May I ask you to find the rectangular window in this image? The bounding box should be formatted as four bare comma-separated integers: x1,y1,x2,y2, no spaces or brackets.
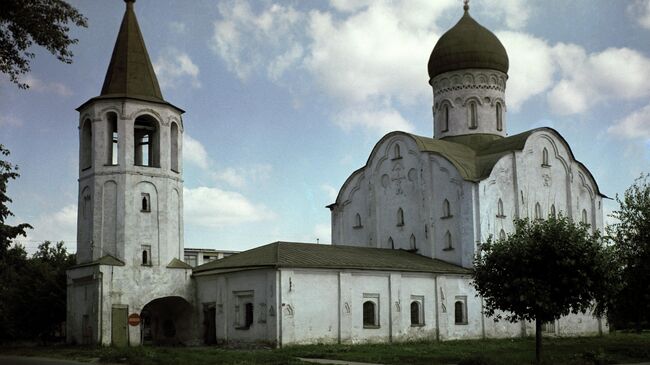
234,290,254,330
362,293,380,328
542,321,555,334
184,254,197,267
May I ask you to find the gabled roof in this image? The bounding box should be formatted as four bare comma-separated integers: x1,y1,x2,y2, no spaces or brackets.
167,258,192,269
192,241,470,275
69,254,125,269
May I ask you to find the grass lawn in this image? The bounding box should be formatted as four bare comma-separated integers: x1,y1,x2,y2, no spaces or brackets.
1,332,649,365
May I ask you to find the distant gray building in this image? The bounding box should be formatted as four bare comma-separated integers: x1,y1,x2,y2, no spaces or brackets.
67,1,606,347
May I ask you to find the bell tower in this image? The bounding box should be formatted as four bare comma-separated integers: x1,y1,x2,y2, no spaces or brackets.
75,0,185,267
68,0,194,347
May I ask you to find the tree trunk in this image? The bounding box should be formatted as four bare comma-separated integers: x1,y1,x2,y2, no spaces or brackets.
535,318,542,364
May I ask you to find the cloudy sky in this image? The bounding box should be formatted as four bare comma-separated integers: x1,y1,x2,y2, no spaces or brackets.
2,0,649,254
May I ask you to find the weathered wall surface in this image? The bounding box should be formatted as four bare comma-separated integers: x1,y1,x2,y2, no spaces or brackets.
195,269,278,344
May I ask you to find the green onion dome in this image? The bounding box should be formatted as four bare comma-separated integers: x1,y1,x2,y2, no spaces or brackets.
428,8,509,82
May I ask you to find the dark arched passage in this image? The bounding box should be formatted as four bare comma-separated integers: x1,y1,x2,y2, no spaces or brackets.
140,296,193,345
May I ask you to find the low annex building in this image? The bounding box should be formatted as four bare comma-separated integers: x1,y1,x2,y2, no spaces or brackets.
67,0,606,347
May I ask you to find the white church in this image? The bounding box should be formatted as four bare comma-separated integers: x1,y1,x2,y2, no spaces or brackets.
67,0,607,347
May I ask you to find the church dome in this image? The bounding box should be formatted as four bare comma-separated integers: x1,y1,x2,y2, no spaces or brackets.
428,7,509,81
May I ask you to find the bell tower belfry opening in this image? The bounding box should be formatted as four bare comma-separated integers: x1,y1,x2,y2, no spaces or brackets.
66,0,195,346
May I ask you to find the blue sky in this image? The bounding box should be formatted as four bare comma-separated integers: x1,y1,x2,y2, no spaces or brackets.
2,0,649,254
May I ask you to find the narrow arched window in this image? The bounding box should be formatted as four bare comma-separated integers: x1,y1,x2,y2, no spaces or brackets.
535,203,542,220
141,193,150,212
582,209,588,224
442,104,449,132
454,299,467,324
397,208,404,226
388,237,394,249
81,119,92,170
410,301,423,326
409,234,416,250
134,115,159,167
393,144,401,159
170,122,179,172
497,199,504,217
445,231,452,250
141,244,151,266
363,301,377,327
496,103,503,131
499,229,506,241
542,148,549,166
354,213,362,228
550,204,556,218
468,101,478,129
443,199,451,218
107,112,118,165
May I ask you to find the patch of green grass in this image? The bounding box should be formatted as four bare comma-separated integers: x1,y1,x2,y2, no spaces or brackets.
1,332,649,365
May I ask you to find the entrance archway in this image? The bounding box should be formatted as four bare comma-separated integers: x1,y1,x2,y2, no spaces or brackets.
140,296,193,345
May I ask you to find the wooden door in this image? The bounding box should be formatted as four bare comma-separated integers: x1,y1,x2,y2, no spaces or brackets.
111,307,128,346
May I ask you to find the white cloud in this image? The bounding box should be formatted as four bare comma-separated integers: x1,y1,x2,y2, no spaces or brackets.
313,223,331,244
184,186,276,227
479,0,531,29
496,31,555,111
335,106,415,135
0,115,23,128
23,75,72,96
153,49,201,89
548,46,650,115
628,0,650,29
212,164,273,188
607,104,650,141
320,184,338,202
16,204,78,253
183,134,211,170
169,21,187,34
211,0,304,80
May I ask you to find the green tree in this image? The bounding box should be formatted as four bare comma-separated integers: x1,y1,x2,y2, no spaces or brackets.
608,173,650,331
472,216,617,364
0,0,87,88
20,241,75,342
0,144,32,341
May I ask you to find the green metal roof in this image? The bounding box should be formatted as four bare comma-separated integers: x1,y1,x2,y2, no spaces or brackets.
77,1,183,113
409,131,534,182
192,241,469,275
428,8,509,81
100,0,163,101
330,127,606,208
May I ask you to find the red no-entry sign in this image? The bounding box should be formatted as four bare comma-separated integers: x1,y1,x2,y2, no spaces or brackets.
128,313,141,326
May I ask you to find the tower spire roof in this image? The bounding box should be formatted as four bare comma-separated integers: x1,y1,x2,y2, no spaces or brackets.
100,0,163,101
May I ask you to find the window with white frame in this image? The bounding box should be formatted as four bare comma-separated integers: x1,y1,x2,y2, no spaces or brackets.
184,254,197,267
362,293,379,328
234,290,254,330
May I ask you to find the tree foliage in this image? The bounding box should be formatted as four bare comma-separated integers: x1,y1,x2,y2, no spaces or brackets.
0,0,87,88
0,145,74,343
472,216,617,363
607,173,650,330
